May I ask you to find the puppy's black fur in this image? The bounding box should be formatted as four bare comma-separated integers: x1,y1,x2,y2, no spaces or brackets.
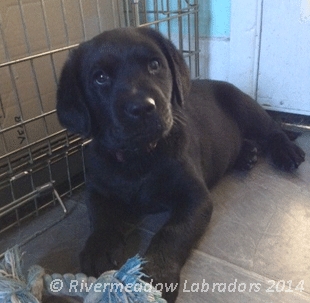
57,27,305,302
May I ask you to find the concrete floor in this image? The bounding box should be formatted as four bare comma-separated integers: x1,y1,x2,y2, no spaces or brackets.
1,132,310,302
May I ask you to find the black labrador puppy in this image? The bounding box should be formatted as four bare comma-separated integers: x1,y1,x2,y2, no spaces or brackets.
56,27,305,302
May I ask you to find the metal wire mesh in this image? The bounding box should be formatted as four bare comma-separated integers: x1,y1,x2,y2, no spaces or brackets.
0,0,199,235
125,0,200,78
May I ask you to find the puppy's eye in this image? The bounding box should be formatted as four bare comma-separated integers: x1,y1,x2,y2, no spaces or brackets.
94,71,110,85
148,59,160,74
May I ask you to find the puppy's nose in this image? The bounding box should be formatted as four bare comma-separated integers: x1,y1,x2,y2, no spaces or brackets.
125,97,156,119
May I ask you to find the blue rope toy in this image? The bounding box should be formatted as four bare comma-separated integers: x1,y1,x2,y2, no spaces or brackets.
0,246,167,303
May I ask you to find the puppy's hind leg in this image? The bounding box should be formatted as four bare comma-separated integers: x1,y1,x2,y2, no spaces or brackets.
213,81,306,171
268,132,305,171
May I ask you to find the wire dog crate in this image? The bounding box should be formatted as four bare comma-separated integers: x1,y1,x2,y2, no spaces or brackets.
0,0,199,250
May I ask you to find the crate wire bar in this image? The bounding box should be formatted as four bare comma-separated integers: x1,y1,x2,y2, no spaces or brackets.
0,0,199,238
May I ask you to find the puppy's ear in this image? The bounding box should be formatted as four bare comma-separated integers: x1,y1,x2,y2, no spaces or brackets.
138,27,191,107
56,48,91,137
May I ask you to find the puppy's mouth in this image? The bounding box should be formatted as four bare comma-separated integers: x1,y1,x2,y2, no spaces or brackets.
111,141,158,163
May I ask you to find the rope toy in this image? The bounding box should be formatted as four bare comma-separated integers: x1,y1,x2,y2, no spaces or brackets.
0,246,167,303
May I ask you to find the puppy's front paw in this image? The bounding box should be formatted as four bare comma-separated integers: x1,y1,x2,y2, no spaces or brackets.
143,257,181,303
270,134,305,171
80,230,126,277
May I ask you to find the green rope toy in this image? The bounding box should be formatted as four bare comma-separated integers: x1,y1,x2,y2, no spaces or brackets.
0,246,167,303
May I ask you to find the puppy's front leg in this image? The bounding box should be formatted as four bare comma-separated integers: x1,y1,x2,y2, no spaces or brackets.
143,180,213,303
80,189,128,276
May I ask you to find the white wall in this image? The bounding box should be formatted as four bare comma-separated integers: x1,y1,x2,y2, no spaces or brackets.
199,37,230,81
199,0,232,82
227,0,310,115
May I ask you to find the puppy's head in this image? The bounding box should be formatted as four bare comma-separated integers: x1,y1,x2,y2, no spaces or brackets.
57,27,190,154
